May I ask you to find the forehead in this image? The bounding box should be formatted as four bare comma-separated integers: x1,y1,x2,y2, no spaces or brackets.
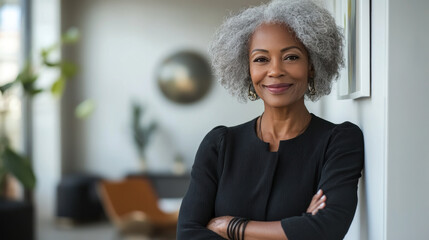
249,22,304,50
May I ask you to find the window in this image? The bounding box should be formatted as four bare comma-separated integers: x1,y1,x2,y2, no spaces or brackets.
0,0,23,150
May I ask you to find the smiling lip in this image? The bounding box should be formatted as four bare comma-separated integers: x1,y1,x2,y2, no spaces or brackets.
264,83,293,94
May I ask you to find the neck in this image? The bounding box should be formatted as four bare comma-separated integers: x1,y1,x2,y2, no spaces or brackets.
260,98,311,141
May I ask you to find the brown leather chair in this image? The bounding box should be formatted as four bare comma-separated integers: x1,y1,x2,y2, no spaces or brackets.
98,178,178,238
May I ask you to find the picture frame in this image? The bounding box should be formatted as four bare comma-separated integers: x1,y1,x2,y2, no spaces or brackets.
333,0,371,99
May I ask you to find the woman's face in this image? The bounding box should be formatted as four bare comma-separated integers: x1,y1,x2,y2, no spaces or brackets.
248,23,312,108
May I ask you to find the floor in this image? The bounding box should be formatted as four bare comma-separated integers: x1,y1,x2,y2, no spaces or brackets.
36,199,181,240
37,219,176,240
37,219,117,240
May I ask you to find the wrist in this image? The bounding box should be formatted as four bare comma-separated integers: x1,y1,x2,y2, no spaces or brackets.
226,217,250,240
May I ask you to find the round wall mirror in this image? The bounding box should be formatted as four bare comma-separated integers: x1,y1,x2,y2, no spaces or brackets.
156,51,212,104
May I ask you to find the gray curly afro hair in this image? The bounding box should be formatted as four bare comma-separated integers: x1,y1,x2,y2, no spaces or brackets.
208,0,344,102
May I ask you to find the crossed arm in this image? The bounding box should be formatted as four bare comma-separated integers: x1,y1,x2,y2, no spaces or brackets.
206,190,327,240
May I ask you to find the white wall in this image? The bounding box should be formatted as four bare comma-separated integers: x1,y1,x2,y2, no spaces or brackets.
60,0,266,178
386,0,429,239
306,0,389,239
317,0,429,239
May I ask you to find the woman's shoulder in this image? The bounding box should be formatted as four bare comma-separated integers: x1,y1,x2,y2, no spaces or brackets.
311,114,364,145
207,118,257,135
202,125,228,145
203,117,258,143
312,114,362,133
228,117,258,134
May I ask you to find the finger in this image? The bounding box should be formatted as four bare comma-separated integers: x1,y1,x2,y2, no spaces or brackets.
312,202,325,215
318,200,326,210
308,190,323,211
313,195,327,213
312,202,326,215
311,196,327,215
307,201,318,213
315,195,327,206
307,190,323,212
311,189,323,202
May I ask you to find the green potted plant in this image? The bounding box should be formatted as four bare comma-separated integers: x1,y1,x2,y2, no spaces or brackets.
0,28,93,199
132,102,157,172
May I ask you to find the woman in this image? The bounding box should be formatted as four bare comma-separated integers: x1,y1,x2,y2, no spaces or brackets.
177,0,364,239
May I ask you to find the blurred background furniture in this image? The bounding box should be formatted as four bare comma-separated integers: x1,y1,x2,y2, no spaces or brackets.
98,178,178,238
126,172,190,198
56,173,105,225
0,198,34,240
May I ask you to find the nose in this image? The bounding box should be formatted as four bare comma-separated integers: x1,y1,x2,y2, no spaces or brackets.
268,59,285,78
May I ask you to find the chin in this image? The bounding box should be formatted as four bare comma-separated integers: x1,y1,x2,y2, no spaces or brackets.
263,97,293,108
262,95,304,109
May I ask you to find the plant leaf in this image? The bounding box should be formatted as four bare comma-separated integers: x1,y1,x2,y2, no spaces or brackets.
17,62,38,84
61,61,78,77
75,99,96,119
43,60,61,67
29,89,44,96
40,43,59,60
132,103,141,129
2,147,36,190
0,166,6,182
0,165,6,196
51,76,66,97
20,74,38,84
0,82,15,94
62,27,80,44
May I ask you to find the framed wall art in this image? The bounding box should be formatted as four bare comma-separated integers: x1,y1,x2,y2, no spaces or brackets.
334,0,371,99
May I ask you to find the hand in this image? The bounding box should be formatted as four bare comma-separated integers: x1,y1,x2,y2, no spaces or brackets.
306,189,327,215
207,215,233,239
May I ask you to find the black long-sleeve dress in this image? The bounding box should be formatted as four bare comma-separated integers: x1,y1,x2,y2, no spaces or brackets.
177,114,364,240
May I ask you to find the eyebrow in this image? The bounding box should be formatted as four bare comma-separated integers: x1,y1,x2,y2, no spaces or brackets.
251,46,302,54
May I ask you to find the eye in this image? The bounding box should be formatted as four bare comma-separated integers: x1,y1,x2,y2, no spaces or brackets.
284,55,299,61
253,57,268,63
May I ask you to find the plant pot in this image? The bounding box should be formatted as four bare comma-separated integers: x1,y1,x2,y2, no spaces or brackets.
139,155,148,172
0,198,34,240
0,174,21,200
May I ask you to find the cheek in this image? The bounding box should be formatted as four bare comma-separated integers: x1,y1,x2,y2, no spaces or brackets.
289,64,309,80
249,65,264,83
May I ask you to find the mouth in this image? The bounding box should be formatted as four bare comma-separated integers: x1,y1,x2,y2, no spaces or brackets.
263,83,293,94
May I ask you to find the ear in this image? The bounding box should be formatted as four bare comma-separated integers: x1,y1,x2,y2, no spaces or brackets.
308,64,315,78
